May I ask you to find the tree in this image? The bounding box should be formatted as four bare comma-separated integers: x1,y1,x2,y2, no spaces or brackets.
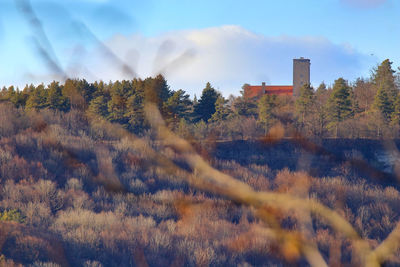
46,81,70,111
144,74,172,111
353,78,375,113
2,86,28,108
75,79,97,103
310,89,329,137
163,89,192,126
295,83,314,127
326,78,354,137
26,84,47,110
232,97,257,117
62,79,86,110
88,95,109,118
372,59,397,101
258,94,277,134
19,84,35,107
316,82,327,94
391,94,400,126
210,95,230,122
193,82,219,122
373,85,393,122
125,91,146,133
107,81,128,124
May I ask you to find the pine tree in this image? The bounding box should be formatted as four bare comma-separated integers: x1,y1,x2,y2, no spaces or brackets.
26,84,48,110
295,83,314,126
163,89,192,126
233,97,257,117
125,91,146,133
258,94,277,134
210,95,230,122
75,79,97,103
316,82,327,94
372,59,397,101
88,95,109,118
193,82,219,122
46,81,70,111
326,78,353,137
144,75,172,111
107,82,128,124
374,85,393,121
391,94,400,125
19,84,35,107
63,79,86,109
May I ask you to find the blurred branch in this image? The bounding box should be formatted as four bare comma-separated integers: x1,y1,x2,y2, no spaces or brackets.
71,21,138,78
143,103,383,266
367,222,400,267
15,0,67,80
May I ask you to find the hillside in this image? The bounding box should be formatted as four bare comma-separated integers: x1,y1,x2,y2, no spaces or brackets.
0,103,399,266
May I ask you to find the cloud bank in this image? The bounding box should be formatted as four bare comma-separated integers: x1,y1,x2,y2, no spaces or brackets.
67,25,374,96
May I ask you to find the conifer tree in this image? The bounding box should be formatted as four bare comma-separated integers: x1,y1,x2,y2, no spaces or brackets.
210,95,230,122
88,95,109,118
316,82,327,94
295,83,314,126
75,79,97,103
107,81,128,124
193,82,219,122
258,94,277,134
63,79,86,110
144,75,172,110
46,81,70,111
163,89,192,126
26,84,47,110
373,85,393,121
125,91,146,133
326,78,353,137
391,94,400,125
372,59,397,101
233,97,257,117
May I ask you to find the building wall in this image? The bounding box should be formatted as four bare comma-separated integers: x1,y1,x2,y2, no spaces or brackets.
293,58,310,97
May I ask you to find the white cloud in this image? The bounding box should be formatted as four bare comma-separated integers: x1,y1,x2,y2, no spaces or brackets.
70,25,375,96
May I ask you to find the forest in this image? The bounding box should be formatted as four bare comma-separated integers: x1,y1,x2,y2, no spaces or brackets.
0,59,399,140
0,59,399,266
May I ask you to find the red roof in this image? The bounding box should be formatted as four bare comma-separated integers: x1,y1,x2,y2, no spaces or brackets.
244,85,293,98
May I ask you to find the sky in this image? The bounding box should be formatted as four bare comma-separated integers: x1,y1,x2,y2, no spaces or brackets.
0,0,399,96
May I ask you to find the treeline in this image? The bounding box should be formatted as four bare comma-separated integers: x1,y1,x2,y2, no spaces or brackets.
294,59,400,138
1,59,400,139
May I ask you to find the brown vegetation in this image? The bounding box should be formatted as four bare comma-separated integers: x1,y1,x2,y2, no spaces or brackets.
0,101,399,266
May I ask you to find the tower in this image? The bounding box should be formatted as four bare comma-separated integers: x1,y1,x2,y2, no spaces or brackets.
293,57,310,97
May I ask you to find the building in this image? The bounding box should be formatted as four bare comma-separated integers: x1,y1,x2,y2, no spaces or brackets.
293,57,311,97
244,58,310,98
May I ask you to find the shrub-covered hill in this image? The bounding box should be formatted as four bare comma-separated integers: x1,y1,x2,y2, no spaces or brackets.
0,102,400,266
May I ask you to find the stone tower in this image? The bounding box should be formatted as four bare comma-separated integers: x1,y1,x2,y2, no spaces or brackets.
293,57,310,97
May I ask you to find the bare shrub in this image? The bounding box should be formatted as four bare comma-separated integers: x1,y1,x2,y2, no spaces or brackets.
23,202,52,228
33,180,63,213
0,104,18,137
65,178,83,191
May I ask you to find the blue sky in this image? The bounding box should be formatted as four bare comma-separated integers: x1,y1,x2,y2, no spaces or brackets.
0,0,399,96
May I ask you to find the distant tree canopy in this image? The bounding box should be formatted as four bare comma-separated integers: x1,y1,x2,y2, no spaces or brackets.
1,59,400,139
